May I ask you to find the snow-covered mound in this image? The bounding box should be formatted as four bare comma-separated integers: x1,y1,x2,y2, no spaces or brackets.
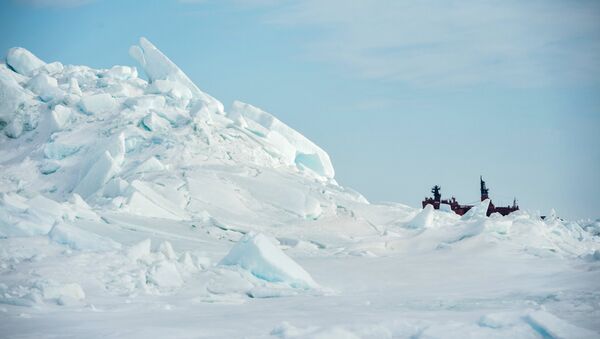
1,38,599,338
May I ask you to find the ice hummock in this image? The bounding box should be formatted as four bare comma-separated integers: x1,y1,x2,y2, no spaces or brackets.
219,232,318,289
129,37,224,115
229,100,335,178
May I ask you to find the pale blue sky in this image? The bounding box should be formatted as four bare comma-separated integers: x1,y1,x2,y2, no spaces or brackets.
2,0,599,219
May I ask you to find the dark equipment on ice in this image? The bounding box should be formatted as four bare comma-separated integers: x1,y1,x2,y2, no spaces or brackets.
422,176,519,216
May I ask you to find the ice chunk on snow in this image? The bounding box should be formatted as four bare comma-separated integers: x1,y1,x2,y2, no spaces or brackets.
230,101,335,178
44,141,80,160
106,65,137,80
40,61,63,75
0,193,64,237
148,261,183,288
140,112,170,132
462,199,491,220
48,222,121,251
524,310,598,339
123,180,187,220
129,37,224,114
80,93,117,115
0,64,37,138
74,151,120,198
134,157,165,173
49,104,72,130
147,79,193,101
66,194,101,221
6,47,45,76
103,177,129,198
42,283,85,303
68,78,82,96
4,116,24,138
219,232,318,289
27,73,61,102
407,204,434,228
127,238,152,261
158,241,176,260
304,196,322,220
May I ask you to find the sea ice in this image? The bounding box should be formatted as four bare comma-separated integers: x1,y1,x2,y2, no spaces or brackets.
219,232,318,289
230,101,335,178
407,204,434,228
80,93,117,115
6,47,45,76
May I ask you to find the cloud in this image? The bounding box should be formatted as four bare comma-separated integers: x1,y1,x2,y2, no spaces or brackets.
13,0,95,8
265,0,600,87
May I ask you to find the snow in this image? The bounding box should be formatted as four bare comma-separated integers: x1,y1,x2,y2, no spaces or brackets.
1,39,599,338
220,232,319,289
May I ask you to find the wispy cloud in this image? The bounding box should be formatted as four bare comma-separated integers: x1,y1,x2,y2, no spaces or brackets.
13,0,95,8
264,0,600,87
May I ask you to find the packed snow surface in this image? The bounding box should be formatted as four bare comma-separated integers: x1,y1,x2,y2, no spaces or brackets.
1,38,599,338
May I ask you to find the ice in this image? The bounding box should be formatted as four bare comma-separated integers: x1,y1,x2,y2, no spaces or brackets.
42,282,85,304
140,112,170,132
49,222,121,251
26,73,62,102
147,79,193,101
461,199,491,220
49,104,72,130
106,65,138,80
129,37,224,114
74,151,120,198
41,61,64,75
523,310,598,339
133,157,165,173
158,241,177,260
103,177,130,198
0,65,36,137
79,93,117,115
124,180,187,220
230,101,335,178
0,193,66,237
68,78,82,96
219,232,319,289
6,47,45,76
44,141,80,160
66,193,101,221
126,238,152,261
148,261,183,288
407,204,434,228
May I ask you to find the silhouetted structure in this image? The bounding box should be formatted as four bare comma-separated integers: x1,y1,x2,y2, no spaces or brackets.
422,177,519,216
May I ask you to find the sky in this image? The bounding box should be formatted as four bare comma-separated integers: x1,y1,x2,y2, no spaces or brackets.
1,0,599,219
